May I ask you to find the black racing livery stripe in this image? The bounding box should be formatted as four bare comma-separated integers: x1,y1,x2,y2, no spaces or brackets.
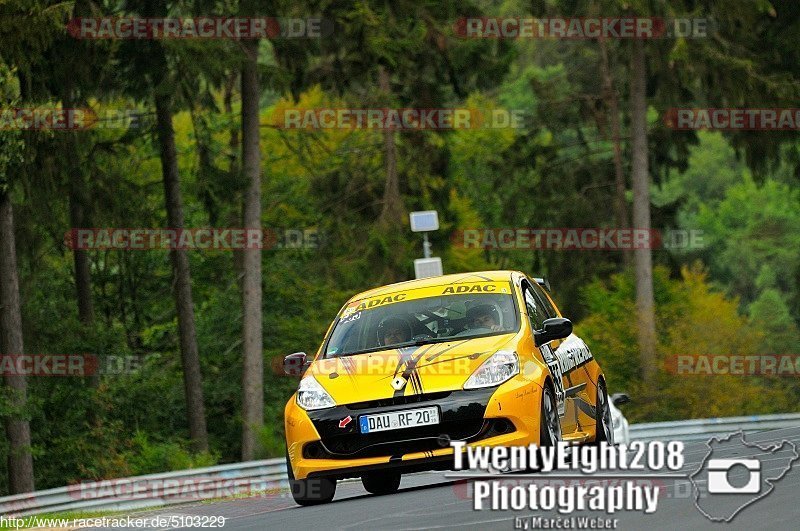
423,340,470,363
393,344,434,397
575,396,597,419
558,352,594,377
340,356,359,386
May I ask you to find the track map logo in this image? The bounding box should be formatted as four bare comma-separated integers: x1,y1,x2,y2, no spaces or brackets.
689,431,799,522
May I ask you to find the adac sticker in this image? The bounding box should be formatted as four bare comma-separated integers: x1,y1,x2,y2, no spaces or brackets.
440,283,499,294
341,281,509,317
343,293,407,315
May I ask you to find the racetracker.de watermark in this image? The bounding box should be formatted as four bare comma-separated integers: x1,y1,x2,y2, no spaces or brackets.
0,108,141,130
0,354,152,377
64,228,321,251
277,108,526,130
665,108,800,131
454,17,711,39
67,478,283,501
273,353,480,377
67,17,331,39
452,228,704,251
667,354,800,376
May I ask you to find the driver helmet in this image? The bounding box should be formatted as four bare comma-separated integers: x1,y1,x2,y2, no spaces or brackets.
466,303,501,329
377,316,413,346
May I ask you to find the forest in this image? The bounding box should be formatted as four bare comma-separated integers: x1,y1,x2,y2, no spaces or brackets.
0,0,798,495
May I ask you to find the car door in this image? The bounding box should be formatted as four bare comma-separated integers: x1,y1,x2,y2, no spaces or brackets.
520,279,570,435
529,279,593,438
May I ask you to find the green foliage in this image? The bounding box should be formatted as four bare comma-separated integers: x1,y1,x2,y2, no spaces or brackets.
749,289,800,355
578,265,798,422
694,173,800,311
652,132,749,210
123,432,218,475
0,65,23,189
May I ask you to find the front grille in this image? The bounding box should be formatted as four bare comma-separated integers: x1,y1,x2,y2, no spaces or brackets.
304,387,500,460
345,392,451,411
305,418,515,460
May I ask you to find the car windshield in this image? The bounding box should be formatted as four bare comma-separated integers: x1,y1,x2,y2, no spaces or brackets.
325,286,519,357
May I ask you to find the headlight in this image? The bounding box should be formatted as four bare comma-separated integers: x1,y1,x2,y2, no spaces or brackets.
296,376,336,410
463,350,519,389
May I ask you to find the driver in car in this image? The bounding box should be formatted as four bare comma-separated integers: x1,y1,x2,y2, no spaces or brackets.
466,304,503,331
377,316,413,346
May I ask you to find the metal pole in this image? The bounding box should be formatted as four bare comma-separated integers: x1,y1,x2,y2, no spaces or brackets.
423,232,431,259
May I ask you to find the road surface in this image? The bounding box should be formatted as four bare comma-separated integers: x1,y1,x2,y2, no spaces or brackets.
92,426,800,530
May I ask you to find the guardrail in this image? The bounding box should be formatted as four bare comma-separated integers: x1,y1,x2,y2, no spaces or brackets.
0,459,288,517
3,412,799,517
629,412,800,442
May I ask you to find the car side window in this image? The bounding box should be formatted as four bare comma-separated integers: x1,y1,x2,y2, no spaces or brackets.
521,281,545,330
530,281,558,319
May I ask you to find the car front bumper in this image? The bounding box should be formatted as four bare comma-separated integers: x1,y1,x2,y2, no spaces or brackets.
285,376,543,480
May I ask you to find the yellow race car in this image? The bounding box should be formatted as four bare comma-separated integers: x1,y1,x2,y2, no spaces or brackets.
283,271,611,505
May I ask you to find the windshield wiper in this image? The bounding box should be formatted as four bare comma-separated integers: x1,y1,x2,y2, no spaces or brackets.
333,336,455,358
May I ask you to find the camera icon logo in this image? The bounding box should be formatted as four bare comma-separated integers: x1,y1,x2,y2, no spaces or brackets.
707,459,761,494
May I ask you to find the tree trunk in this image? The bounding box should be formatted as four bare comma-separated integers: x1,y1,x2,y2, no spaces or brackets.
61,91,99,386
67,132,100,389
69,178,94,326
629,38,657,384
154,93,209,453
61,93,96,337
190,110,218,226
240,38,264,461
377,66,403,226
599,37,631,267
0,190,35,493
224,72,245,288
598,39,629,231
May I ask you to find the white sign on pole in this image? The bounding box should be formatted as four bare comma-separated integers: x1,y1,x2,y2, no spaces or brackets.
414,257,443,279
409,211,439,233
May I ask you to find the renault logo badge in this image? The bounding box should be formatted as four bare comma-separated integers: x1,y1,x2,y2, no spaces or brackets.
391,376,407,391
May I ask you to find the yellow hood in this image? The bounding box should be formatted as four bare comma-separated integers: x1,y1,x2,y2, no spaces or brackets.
306,334,516,404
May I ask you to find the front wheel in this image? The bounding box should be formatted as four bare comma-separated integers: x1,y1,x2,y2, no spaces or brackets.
594,379,615,445
524,385,562,473
287,453,336,505
540,384,562,447
362,471,401,495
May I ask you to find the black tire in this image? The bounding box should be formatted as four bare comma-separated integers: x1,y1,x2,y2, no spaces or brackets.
362,471,401,495
523,385,562,473
540,384,562,447
594,379,615,445
286,453,336,506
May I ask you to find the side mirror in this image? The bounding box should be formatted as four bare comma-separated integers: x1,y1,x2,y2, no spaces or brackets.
534,317,573,347
283,352,308,376
611,393,630,407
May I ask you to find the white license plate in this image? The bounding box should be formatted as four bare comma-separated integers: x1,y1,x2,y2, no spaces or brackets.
359,406,440,434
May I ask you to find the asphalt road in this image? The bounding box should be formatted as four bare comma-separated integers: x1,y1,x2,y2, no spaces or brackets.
95,426,800,531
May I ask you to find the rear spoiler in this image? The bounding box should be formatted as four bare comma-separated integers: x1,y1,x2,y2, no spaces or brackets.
533,277,551,292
